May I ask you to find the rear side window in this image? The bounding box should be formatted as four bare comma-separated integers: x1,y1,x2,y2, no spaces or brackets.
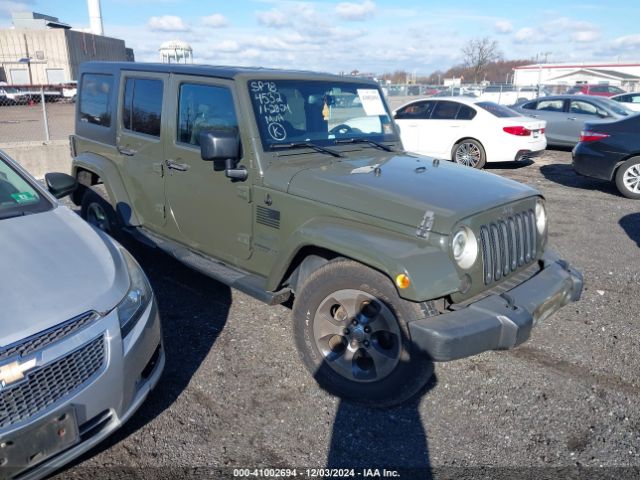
79,74,113,127
122,78,163,137
177,83,238,146
456,105,477,120
569,100,600,116
394,101,434,120
537,100,564,112
476,102,519,118
431,101,459,120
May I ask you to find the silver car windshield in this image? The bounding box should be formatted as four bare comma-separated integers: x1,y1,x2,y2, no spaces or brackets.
0,156,50,220
248,79,398,149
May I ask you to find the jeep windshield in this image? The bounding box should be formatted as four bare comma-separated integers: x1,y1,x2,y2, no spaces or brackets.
0,155,51,220
248,79,398,150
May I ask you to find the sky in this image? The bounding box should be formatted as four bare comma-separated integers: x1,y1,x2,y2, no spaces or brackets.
1,0,639,75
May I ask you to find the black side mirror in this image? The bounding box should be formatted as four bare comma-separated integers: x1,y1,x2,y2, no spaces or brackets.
199,129,247,181
45,172,77,199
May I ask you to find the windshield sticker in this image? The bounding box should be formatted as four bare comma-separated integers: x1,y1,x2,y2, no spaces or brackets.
268,122,287,141
357,89,386,116
322,100,330,120
11,191,37,204
351,163,381,175
383,123,394,135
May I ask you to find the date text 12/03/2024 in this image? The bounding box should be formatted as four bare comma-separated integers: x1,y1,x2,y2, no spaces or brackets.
233,469,401,478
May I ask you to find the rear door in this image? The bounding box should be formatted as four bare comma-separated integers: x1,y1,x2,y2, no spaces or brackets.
527,98,568,145
116,71,168,231
393,101,434,153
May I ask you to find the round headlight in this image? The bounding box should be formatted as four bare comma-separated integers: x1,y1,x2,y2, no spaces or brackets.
535,200,547,235
451,226,478,269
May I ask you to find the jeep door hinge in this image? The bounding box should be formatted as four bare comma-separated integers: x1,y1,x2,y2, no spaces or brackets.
153,162,164,177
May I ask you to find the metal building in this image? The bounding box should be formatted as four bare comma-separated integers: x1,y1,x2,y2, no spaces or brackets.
0,11,133,85
513,62,640,91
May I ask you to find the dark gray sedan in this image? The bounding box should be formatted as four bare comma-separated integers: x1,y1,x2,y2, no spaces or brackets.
512,95,633,146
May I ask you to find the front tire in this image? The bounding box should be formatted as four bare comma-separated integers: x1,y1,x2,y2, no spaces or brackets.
615,157,640,199
453,139,486,169
292,260,433,407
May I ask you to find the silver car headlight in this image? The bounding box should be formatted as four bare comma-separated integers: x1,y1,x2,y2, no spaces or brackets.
116,248,152,338
451,226,478,269
535,200,547,235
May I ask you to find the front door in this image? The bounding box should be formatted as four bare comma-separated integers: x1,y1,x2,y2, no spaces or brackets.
116,71,168,231
163,75,253,263
424,100,462,157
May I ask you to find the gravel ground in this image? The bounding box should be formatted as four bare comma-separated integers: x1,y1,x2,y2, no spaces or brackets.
55,149,639,479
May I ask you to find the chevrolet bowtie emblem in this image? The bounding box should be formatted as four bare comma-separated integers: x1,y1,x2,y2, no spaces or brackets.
0,358,37,388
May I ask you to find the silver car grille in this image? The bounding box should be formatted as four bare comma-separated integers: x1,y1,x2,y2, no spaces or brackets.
0,311,98,362
480,210,537,286
0,336,105,429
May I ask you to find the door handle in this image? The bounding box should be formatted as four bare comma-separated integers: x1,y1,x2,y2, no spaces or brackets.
567,117,577,121
166,159,190,172
117,146,137,156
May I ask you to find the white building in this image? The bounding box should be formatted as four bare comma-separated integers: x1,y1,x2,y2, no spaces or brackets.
159,40,193,64
513,62,640,91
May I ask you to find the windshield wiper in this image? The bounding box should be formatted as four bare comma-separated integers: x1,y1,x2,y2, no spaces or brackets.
270,142,344,158
0,209,25,220
334,138,395,152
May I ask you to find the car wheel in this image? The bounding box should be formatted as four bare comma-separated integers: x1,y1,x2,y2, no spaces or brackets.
615,157,640,199
453,139,486,169
80,188,121,237
292,259,433,407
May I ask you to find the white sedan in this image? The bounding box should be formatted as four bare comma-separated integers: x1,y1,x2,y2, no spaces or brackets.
393,97,547,168
611,92,640,112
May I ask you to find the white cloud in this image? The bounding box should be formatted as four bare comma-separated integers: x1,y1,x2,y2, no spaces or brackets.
216,39,240,52
514,27,536,43
0,0,34,17
148,15,189,32
494,20,513,34
202,14,228,28
335,0,376,21
571,30,599,42
256,9,290,28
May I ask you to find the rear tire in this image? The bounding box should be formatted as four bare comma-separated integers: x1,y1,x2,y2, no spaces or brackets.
292,259,434,407
615,157,640,199
452,139,486,169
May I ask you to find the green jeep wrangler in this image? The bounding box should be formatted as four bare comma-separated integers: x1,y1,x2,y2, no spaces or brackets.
68,62,582,406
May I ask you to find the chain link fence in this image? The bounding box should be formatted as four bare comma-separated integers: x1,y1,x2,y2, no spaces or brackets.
0,84,75,144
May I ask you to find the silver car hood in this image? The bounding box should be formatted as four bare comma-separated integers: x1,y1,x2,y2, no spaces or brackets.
0,206,129,347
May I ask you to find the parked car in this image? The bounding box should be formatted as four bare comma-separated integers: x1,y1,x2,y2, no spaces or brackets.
478,85,550,106
566,84,626,97
0,87,29,105
393,97,546,168
512,95,633,146
0,150,164,478
572,114,640,199
67,62,582,407
610,92,640,112
431,87,477,98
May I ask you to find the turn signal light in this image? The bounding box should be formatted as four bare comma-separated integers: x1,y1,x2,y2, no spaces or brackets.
395,274,411,289
579,131,610,143
503,126,532,136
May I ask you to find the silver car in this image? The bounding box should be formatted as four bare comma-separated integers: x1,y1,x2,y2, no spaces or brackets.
512,95,633,146
0,150,164,479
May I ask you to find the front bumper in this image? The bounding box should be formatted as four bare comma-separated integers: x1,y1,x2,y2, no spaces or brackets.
0,298,164,480
409,250,583,361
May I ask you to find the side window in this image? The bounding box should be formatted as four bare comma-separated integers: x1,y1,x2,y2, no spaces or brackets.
456,105,477,120
522,101,537,110
569,100,599,116
591,85,607,93
79,73,113,127
631,95,640,104
537,100,564,112
177,83,238,146
122,78,163,137
394,101,434,120
431,101,460,120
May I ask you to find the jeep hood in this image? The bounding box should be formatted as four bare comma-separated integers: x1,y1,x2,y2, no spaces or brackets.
269,152,538,234
0,206,129,347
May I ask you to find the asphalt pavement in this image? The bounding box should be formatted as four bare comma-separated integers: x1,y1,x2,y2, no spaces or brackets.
55,149,640,480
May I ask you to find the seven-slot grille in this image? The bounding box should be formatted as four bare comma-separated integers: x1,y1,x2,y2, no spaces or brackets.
479,209,537,286
0,336,105,429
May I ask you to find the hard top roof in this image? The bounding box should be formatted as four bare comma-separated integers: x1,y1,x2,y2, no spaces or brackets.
79,62,376,84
